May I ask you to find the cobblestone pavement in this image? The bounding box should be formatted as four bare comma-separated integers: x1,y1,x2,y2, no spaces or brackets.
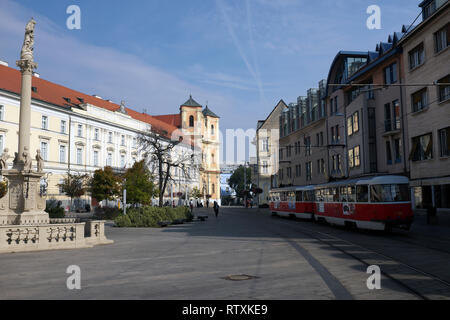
1,207,449,300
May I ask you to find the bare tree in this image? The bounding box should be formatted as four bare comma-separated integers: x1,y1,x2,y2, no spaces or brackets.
138,129,198,207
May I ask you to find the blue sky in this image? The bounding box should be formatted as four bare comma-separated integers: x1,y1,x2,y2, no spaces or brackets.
0,0,422,162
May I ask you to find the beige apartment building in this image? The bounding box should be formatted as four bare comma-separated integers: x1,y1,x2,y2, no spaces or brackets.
278,81,328,188
255,100,286,204
269,0,449,212
400,0,450,210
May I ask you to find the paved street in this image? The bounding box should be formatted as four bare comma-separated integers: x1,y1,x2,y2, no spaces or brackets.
1,208,450,300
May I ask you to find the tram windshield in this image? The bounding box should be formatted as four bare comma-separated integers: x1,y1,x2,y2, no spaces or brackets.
370,184,410,202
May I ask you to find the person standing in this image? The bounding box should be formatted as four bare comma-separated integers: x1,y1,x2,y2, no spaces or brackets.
213,201,220,218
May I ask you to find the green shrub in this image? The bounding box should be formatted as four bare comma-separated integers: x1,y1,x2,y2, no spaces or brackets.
94,207,122,220
114,206,192,228
45,200,65,218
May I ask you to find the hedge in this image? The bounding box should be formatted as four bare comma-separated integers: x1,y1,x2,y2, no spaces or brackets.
114,206,193,228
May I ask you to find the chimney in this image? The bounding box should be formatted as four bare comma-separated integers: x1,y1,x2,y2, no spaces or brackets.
33,72,40,78
0,60,9,67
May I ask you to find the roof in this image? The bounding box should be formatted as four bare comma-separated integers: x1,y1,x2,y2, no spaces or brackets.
152,114,182,128
0,64,179,138
181,95,202,107
257,99,288,131
202,105,220,118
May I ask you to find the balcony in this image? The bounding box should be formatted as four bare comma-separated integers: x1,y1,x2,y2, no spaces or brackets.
384,119,401,135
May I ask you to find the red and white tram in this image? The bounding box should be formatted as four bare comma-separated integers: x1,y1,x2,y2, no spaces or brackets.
269,176,413,231
269,186,315,220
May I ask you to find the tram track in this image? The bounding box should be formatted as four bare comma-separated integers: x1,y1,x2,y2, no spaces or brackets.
272,215,450,300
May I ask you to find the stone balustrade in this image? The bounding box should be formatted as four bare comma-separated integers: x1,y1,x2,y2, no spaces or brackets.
0,220,113,254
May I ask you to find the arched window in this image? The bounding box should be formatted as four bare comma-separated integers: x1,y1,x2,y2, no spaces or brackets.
212,184,215,194
189,116,194,127
212,153,215,163
211,125,215,135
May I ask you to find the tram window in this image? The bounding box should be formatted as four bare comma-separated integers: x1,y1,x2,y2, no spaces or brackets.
370,184,410,202
356,185,369,202
331,188,339,202
296,191,302,202
280,193,286,201
315,189,324,202
347,186,356,202
304,191,314,201
340,187,348,202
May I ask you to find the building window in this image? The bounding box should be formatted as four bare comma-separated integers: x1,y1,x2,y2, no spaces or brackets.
394,139,402,163
409,43,425,70
41,116,48,130
189,116,194,127
331,125,340,144
306,162,312,181
59,145,66,163
410,133,433,161
385,101,401,132
317,159,325,174
412,88,428,112
77,124,83,137
305,137,311,156
211,125,215,136
262,138,269,152
108,132,113,143
107,153,113,166
438,75,450,102
133,137,137,148
40,141,48,161
94,128,100,141
262,161,268,174
347,112,359,136
439,127,450,157
0,105,3,120
0,135,3,154
121,135,126,146
76,148,83,165
120,154,126,167
384,63,398,84
354,146,360,167
93,150,99,167
320,132,324,146
434,24,449,53
60,120,66,134
332,155,342,173
386,141,393,165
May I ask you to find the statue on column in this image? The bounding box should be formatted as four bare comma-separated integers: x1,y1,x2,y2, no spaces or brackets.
23,149,32,172
20,18,36,61
0,148,9,171
35,150,44,172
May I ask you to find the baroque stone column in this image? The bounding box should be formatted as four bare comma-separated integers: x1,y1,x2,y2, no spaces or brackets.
0,18,49,226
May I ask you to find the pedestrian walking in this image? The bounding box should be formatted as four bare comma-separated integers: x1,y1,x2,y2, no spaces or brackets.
190,200,194,213
206,200,210,209
213,201,220,218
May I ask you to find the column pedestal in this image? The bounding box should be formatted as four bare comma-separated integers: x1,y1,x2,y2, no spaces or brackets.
0,169,49,226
